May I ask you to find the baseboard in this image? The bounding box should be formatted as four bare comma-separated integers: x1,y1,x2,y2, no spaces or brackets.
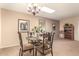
0,44,19,49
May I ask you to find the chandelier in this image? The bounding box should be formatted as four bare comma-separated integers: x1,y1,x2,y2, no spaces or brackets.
27,3,40,15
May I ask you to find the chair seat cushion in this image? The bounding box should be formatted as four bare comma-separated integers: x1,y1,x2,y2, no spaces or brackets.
37,48,51,55
23,44,33,51
36,43,51,55
37,43,51,50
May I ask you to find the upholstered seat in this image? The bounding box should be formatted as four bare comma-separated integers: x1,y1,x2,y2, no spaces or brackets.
23,44,33,51
37,48,51,55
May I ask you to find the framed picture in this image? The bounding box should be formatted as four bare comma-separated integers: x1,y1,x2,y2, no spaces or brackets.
18,19,30,33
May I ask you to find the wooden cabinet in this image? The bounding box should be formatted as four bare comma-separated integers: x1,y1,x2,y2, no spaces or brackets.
64,24,74,40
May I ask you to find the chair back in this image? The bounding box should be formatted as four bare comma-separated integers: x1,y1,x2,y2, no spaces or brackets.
18,32,23,50
48,33,51,41
51,32,55,46
42,32,55,48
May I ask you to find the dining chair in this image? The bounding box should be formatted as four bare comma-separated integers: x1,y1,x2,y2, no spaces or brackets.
18,32,33,56
36,32,55,56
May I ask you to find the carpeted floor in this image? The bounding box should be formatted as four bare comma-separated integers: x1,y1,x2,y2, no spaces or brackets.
0,39,79,56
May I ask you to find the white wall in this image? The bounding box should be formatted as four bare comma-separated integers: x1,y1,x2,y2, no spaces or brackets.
1,8,59,48
46,19,59,40
0,8,1,48
60,16,79,41
78,21,79,41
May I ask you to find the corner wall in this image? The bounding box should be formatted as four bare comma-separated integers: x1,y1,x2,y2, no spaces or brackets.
0,8,1,48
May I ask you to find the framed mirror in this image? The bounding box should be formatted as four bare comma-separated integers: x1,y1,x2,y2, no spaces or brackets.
39,19,46,32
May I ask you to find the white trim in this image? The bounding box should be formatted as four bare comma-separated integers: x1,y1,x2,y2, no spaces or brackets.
0,44,19,49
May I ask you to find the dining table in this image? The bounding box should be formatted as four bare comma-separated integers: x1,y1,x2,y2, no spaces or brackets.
26,32,51,56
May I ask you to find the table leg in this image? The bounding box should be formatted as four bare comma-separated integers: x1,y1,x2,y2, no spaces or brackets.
33,45,34,56
35,48,37,56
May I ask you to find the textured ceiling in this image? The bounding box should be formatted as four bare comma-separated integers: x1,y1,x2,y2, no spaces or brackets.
0,3,79,20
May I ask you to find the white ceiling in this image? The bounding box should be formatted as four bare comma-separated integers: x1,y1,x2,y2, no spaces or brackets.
0,3,79,20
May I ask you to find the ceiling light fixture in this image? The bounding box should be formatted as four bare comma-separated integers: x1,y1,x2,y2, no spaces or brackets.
41,7,55,13
27,3,40,15
27,3,55,15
